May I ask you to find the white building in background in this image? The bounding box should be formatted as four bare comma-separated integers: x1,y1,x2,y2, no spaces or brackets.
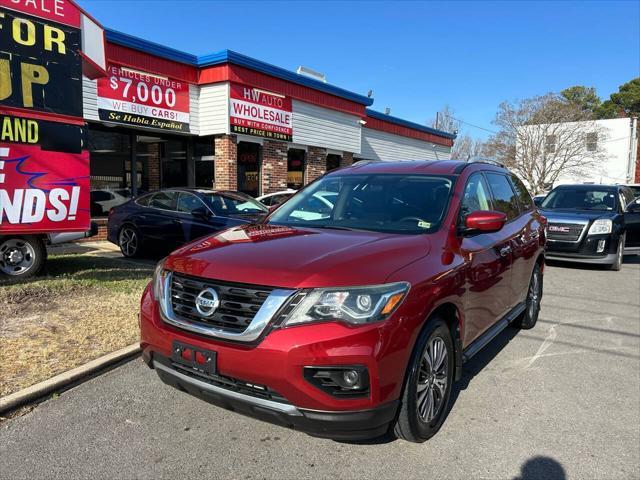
522,117,638,187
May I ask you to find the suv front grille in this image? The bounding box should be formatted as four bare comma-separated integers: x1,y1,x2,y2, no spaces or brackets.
170,272,274,333
547,222,585,242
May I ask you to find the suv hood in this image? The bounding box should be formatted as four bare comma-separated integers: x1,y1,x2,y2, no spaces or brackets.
165,224,431,288
540,209,618,222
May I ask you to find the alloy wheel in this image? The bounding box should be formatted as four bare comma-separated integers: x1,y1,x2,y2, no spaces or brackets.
0,239,36,276
119,228,138,257
416,336,448,423
527,269,541,320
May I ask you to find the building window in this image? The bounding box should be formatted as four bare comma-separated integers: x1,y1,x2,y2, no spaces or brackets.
545,135,556,153
161,139,189,188
237,142,261,197
88,127,132,217
327,154,341,171
194,136,215,188
288,149,305,189
586,132,598,152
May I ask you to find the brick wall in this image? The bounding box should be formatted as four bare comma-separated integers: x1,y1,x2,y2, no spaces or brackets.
213,135,238,191
341,151,354,167
147,143,161,191
305,146,327,183
262,140,288,194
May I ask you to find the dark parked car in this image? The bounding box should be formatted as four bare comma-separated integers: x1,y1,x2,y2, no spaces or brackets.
140,160,546,442
541,184,640,270
107,189,268,257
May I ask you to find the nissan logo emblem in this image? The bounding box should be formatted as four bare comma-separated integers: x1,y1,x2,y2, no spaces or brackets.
195,288,220,317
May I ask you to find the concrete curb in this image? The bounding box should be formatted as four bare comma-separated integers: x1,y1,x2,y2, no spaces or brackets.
0,343,141,415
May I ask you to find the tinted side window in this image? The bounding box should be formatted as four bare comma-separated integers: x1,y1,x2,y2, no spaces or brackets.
460,173,492,217
486,173,520,220
177,193,205,213
509,174,533,212
136,194,152,207
149,191,177,211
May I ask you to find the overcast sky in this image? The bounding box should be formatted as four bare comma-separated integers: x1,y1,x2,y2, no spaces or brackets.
77,0,640,139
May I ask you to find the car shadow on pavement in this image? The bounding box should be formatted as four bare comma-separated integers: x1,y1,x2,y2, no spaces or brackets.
513,455,567,480
335,326,522,446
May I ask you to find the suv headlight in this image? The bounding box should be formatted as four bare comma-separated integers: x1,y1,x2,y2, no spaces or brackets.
588,219,612,235
282,282,410,327
152,259,169,301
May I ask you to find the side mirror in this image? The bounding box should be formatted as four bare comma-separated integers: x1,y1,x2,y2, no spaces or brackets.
464,210,507,234
626,198,640,213
191,207,212,220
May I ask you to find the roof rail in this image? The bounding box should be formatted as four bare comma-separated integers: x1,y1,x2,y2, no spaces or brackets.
351,159,382,167
467,156,505,168
453,156,506,174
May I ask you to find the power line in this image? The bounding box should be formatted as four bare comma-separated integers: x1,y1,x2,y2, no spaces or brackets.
443,114,499,135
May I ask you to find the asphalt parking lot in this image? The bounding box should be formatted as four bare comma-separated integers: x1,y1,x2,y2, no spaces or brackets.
1,259,639,480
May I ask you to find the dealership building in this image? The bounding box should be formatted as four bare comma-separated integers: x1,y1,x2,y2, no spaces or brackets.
82,28,455,219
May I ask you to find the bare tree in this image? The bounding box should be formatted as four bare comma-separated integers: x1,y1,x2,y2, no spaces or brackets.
451,134,484,160
483,94,609,193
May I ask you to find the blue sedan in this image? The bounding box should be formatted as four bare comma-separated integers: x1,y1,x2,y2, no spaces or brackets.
107,189,268,257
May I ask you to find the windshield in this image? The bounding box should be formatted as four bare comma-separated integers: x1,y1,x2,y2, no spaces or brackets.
201,192,268,215
541,188,618,211
268,174,454,234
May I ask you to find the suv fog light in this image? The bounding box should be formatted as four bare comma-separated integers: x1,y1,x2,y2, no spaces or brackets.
304,366,370,397
597,239,606,253
343,369,360,387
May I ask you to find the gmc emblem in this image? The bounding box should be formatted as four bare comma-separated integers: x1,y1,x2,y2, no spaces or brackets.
549,225,571,233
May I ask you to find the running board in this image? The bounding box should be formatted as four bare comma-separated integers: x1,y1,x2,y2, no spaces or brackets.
462,302,526,363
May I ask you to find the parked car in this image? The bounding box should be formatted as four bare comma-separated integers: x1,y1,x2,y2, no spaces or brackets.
256,189,297,207
139,160,546,442
90,188,134,217
541,184,640,270
107,189,268,258
533,194,547,207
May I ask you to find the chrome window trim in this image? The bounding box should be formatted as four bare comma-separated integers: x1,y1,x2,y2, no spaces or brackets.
159,271,296,342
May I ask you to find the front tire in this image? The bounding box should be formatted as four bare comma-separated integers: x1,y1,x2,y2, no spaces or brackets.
118,225,142,258
514,262,542,330
608,234,624,271
0,236,46,279
392,318,454,443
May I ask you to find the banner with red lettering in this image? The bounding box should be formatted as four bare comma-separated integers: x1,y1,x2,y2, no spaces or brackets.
0,142,90,233
97,63,191,132
229,83,292,142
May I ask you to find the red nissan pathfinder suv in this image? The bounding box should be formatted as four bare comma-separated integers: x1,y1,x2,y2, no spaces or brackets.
139,160,546,442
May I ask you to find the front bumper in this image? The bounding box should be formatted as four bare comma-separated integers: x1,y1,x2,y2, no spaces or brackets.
545,234,620,264
139,283,413,439
147,352,398,440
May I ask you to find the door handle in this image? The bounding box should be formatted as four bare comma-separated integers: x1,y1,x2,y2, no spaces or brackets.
499,245,512,257
172,219,182,224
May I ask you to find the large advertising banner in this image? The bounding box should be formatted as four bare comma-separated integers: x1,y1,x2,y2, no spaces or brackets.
0,115,90,233
229,83,293,142
0,3,83,118
97,63,190,132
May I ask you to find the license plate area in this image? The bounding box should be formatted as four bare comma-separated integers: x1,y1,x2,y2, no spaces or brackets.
172,341,217,375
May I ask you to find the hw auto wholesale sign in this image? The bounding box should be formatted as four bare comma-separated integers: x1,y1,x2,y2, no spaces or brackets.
97,63,190,132
230,83,292,142
0,0,91,233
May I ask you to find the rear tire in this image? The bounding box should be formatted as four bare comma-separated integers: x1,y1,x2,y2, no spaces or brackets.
118,225,142,258
392,318,454,443
608,235,624,271
514,262,542,330
0,236,46,279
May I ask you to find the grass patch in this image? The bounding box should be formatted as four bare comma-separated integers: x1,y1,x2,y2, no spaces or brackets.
0,253,154,397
